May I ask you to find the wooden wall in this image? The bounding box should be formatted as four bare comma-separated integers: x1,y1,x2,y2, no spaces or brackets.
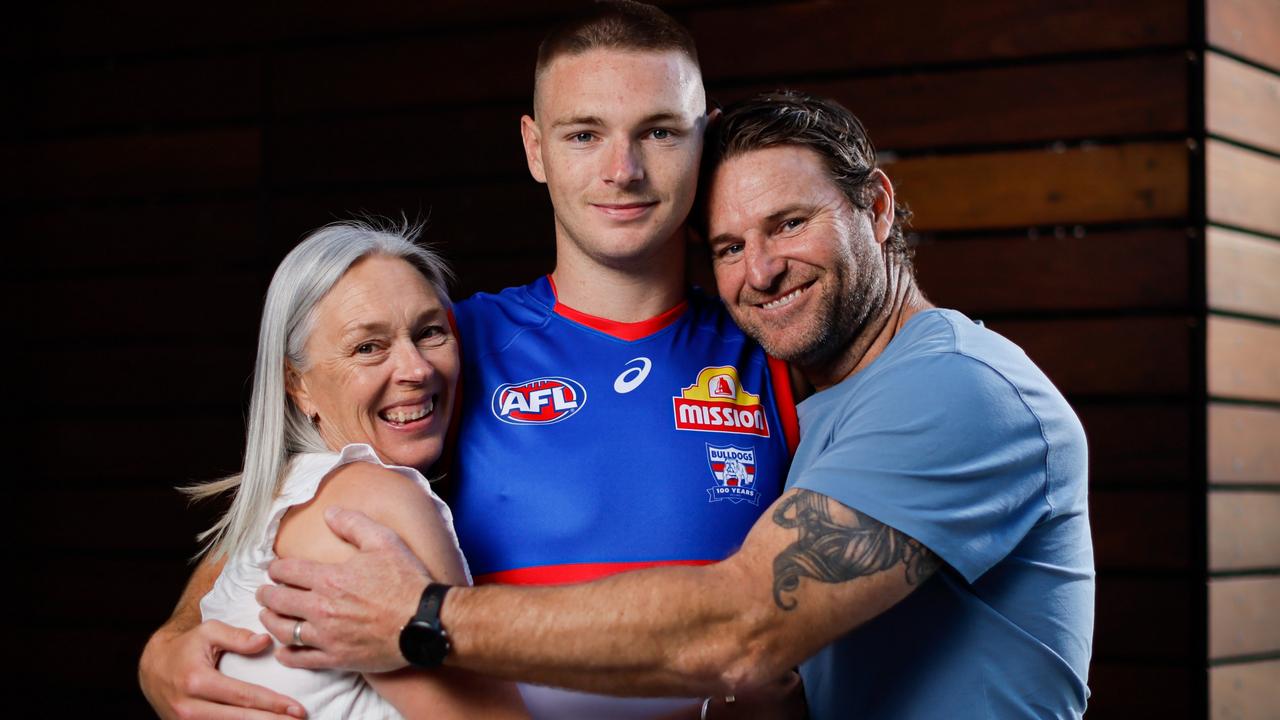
1203,0,1280,718
8,1,1272,716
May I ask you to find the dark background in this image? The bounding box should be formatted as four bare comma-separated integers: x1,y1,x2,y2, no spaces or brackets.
8,1,1280,716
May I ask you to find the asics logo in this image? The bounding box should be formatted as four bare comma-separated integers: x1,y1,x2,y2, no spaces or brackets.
613,357,653,394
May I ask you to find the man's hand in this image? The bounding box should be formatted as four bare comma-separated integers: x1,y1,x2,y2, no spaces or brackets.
139,620,305,719
257,507,431,672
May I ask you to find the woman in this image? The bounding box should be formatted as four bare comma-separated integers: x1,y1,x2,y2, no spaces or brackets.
187,220,527,719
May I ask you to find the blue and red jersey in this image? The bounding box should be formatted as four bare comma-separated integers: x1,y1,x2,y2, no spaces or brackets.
450,276,797,586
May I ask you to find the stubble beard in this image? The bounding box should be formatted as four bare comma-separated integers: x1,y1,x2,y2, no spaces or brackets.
740,241,885,374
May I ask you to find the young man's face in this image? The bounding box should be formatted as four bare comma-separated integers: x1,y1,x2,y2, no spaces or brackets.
706,145,891,372
522,48,707,270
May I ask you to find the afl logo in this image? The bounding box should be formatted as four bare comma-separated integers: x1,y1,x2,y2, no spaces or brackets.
491,376,587,425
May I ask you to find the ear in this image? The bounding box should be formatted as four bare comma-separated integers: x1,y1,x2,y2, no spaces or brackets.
520,115,547,184
867,168,896,247
285,364,316,419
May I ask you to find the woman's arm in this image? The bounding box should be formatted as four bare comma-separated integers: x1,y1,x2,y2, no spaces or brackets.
275,461,527,719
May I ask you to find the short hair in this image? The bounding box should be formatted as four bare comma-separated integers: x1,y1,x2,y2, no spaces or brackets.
701,90,913,263
184,219,454,560
535,0,700,85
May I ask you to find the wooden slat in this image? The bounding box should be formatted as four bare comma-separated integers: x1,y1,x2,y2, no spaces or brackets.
886,142,1188,231
1094,577,1194,660
1208,227,1280,320
1206,52,1280,155
1088,662,1197,719
26,346,255,410
29,52,262,132
273,26,544,115
17,555,201,626
914,228,1190,314
1078,404,1191,485
13,200,261,274
16,488,218,553
12,272,267,342
1210,492,1280,570
1210,403,1280,485
1211,660,1280,720
992,317,1192,396
269,182,555,260
691,0,1187,79
1210,575,1280,659
1208,315,1280,402
271,108,526,187
1207,139,1280,238
14,626,160,692
2,128,261,200
1208,0,1280,71
1091,490,1193,570
713,53,1189,151
24,417,244,482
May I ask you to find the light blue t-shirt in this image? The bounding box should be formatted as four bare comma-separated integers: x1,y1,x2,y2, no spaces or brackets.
789,308,1093,719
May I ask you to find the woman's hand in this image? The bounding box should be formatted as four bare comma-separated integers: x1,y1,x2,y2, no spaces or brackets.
139,620,306,719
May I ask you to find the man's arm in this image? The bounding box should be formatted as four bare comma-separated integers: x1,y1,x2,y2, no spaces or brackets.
258,487,940,696
140,555,305,719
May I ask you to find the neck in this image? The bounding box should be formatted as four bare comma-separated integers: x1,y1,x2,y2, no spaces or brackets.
550,237,686,322
806,262,933,391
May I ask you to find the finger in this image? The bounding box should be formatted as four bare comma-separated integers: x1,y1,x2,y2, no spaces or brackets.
256,580,318,620
274,644,342,671
323,506,399,551
258,608,308,647
265,556,324,590
184,668,306,719
199,620,272,655
179,698,305,720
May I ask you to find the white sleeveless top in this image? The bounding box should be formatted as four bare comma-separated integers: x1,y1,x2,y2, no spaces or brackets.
200,444,470,720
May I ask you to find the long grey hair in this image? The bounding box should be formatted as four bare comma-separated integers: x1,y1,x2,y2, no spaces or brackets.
185,219,454,561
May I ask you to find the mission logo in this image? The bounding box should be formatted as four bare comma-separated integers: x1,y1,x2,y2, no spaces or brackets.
491,376,586,425
672,365,770,437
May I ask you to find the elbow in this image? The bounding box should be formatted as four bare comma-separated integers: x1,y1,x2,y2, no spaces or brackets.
699,605,795,696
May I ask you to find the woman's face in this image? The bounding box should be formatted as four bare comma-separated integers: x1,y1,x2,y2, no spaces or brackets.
290,254,459,470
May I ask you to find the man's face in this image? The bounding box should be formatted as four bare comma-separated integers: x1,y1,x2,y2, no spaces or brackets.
706,145,887,370
522,49,706,269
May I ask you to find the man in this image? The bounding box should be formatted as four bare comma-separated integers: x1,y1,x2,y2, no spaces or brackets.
139,3,798,718
257,92,1095,719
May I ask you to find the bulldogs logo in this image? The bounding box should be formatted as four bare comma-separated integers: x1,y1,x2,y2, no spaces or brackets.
705,444,761,505
673,366,770,437
491,376,586,425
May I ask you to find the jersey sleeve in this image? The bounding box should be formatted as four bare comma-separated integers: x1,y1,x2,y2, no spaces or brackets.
792,352,1052,583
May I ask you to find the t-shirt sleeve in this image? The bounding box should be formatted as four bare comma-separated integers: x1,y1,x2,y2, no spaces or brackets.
792,352,1051,583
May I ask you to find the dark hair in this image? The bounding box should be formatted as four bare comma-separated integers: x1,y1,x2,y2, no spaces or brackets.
535,0,700,79
701,90,913,263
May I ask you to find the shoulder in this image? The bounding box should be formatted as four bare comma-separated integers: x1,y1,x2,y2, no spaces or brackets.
275,459,459,573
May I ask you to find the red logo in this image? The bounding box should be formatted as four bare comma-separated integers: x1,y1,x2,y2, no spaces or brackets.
491,377,587,425
672,366,770,437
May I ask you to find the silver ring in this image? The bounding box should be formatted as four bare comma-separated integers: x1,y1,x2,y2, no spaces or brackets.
291,620,305,647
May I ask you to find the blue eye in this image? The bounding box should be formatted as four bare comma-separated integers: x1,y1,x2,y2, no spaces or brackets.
651,128,672,140
356,342,376,354
570,132,595,143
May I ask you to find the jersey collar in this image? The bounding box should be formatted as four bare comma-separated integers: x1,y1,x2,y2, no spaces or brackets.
544,274,687,341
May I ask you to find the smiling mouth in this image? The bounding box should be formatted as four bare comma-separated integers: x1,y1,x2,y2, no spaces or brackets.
758,282,814,310
592,201,657,219
378,396,435,427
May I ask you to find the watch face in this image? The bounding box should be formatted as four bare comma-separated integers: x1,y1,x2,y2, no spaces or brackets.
400,619,450,667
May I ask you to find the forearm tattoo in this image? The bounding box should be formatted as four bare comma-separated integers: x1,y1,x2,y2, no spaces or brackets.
771,490,941,610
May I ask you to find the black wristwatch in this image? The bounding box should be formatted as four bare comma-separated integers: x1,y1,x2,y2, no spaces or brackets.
399,583,453,667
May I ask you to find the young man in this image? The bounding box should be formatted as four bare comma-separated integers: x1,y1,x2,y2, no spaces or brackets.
139,3,798,719
256,92,1095,719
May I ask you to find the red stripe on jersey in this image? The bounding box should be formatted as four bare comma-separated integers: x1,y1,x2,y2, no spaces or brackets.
767,355,801,456
547,274,687,341
475,559,715,586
